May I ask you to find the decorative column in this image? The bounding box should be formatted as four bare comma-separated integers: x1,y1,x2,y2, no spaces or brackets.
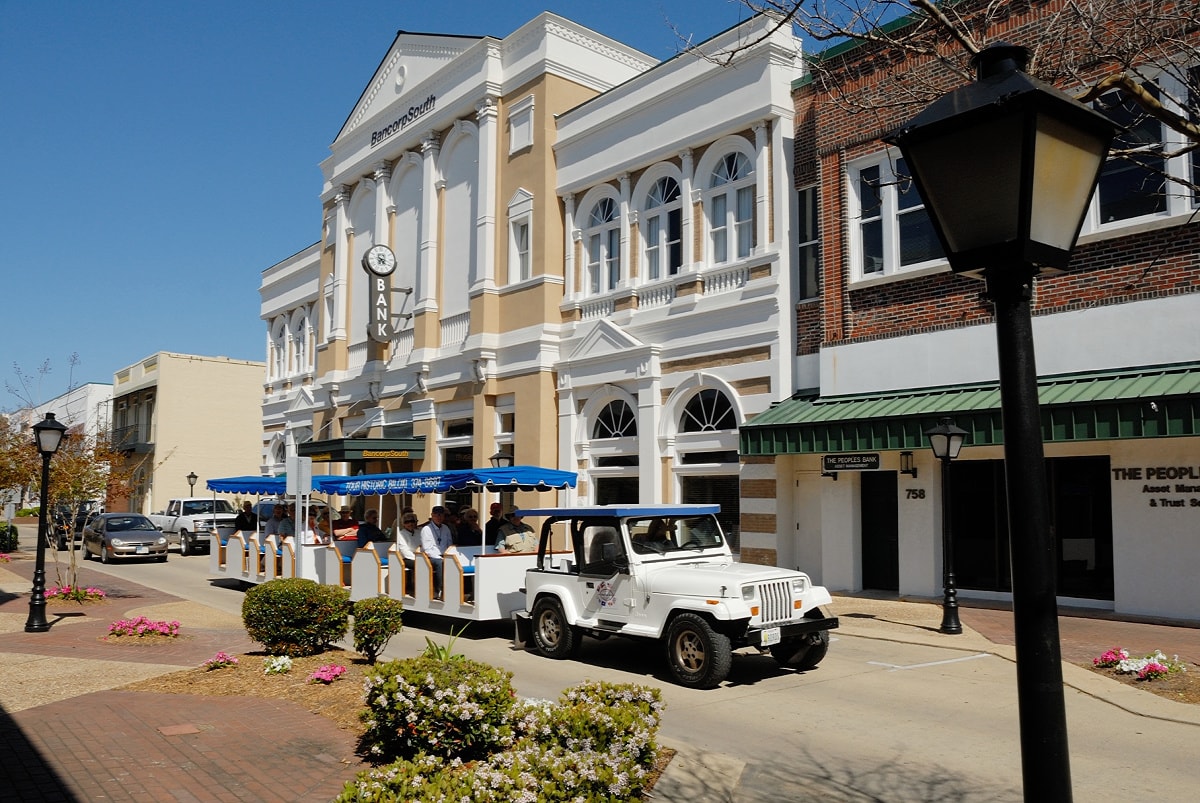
475,95,499,290
679,148,694,270
330,185,352,340
618,173,631,287
373,161,393,245
753,120,769,253
563,193,576,298
417,132,441,313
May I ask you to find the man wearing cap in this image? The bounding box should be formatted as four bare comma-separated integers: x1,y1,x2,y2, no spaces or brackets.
419,506,454,598
498,508,537,553
355,509,387,548
485,502,505,550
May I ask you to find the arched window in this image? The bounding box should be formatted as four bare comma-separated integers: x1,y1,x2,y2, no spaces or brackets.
680,388,736,432
642,176,682,280
592,400,637,439
270,319,287,381
585,197,621,294
707,152,755,263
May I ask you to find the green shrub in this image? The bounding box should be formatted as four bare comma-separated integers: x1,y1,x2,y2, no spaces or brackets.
351,596,404,664
341,680,665,802
17,508,39,518
360,656,516,762
242,578,350,657
0,523,17,552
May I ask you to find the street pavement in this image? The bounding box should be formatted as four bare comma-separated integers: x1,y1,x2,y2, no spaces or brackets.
1,539,1198,802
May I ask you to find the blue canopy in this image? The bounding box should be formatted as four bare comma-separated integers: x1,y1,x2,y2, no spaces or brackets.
205,475,344,495
320,466,577,497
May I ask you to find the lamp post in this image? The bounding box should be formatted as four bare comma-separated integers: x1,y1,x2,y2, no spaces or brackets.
25,412,68,633
488,450,514,469
187,471,198,495
886,43,1115,801
925,417,968,635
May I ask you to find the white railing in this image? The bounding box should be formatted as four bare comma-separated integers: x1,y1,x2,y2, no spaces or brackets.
581,297,615,320
439,311,470,353
638,281,676,310
348,341,368,372
704,264,750,296
390,329,414,365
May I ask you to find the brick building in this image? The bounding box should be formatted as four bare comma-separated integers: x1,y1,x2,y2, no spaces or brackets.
740,1,1200,621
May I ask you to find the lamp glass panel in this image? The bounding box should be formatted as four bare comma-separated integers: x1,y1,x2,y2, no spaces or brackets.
1030,113,1110,249
946,434,966,460
928,433,950,459
905,114,1022,254
36,426,64,455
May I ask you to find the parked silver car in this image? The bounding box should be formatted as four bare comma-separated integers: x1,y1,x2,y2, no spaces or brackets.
82,513,168,563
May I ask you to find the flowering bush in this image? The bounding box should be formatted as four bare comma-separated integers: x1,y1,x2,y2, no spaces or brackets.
308,664,347,684
0,553,10,563
45,585,107,602
263,655,293,675
1093,647,1187,681
341,680,665,802
360,656,517,762
202,652,239,670
108,616,180,638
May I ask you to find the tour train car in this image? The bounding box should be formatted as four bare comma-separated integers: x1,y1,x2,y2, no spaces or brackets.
206,467,576,621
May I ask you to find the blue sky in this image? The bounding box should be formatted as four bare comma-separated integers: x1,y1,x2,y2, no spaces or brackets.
0,0,755,405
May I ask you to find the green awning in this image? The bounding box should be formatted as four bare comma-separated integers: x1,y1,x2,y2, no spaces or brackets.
741,362,1200,456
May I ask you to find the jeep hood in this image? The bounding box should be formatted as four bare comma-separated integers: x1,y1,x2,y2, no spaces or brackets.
646,561,806,597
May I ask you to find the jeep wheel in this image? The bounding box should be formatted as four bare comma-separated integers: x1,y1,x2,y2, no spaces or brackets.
531,597,579,659
771,630,830,670
179,530,190,556
665,612,732,689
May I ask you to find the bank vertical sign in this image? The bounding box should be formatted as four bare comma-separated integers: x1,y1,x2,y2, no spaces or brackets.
361,244,397,343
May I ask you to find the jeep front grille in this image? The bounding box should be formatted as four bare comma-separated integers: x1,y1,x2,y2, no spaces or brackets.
758,580,793,624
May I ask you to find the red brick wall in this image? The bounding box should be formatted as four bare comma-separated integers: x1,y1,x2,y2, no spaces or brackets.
793,0,1200,351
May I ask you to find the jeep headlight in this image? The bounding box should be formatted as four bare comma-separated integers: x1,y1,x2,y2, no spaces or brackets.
791,576,808,593
742,585,755,601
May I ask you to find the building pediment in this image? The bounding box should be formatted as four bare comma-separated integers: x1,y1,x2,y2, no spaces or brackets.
566,318,646,363
336,32,482,143
286,386,316,415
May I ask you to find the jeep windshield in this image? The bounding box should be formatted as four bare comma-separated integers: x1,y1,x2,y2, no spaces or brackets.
628,515,724,555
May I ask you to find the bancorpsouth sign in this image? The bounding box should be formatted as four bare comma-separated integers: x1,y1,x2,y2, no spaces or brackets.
362,449,410,458
370,95,436,147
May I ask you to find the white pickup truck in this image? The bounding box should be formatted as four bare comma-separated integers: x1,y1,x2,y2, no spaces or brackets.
148,497,239,556
515,504,838,689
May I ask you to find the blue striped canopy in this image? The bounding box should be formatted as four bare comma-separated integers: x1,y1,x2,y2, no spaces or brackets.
320,466,577,496
204,475,344,495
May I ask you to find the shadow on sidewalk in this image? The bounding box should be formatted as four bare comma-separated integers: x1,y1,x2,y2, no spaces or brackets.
0,700,78,800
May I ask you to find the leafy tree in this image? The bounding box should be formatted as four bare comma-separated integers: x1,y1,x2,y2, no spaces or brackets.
700,0,1198,195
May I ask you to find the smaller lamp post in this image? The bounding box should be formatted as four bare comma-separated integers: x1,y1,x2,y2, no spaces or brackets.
26,413,68,633
489,450,514,469
925,417,968,635
187,471,198,495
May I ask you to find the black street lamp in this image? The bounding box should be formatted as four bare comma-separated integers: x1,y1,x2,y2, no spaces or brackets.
187,471,198,494
488,450,514,469
925,417,968,635
886,43,1115,801
26,412,68,633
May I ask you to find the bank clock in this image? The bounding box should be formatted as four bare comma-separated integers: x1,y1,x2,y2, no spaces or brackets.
362,244,397,276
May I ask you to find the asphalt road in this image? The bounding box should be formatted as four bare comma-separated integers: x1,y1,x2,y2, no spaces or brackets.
75,547,1200,802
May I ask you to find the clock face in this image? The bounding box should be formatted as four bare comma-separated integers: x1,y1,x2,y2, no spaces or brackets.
363,244,396,275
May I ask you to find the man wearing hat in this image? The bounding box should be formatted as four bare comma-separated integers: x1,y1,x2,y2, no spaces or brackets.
419,506,454,598
332,506,359,540
498,507,537,553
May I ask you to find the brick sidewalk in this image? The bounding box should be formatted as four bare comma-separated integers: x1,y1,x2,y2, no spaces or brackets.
0,558,370,802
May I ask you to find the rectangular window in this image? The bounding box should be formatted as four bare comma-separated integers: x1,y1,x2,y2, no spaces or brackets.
646,216,661,280
605,228,620,290
711,194,728,263
735,186,754,258
1095,84,1167,223
667,208,682,274
588,233,601,293
797,186,819,299
850,156,941,280
514,221,530,280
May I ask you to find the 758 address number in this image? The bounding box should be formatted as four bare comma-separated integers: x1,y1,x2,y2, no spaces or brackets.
905,489,926,499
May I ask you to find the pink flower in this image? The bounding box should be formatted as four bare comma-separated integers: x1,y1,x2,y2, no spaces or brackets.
308,664,347,684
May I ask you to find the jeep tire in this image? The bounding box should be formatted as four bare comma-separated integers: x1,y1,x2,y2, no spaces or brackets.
665,612,732,689
530,596,580,659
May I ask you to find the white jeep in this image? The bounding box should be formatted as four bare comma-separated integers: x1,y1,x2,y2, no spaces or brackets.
515,504,838,689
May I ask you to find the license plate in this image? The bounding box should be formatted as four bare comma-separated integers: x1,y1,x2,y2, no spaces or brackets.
136,546,148,554
760,627,781,646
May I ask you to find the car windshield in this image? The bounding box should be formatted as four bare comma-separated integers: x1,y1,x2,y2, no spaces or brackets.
182,500,234,516
108,516,156,532
628,515,724,554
